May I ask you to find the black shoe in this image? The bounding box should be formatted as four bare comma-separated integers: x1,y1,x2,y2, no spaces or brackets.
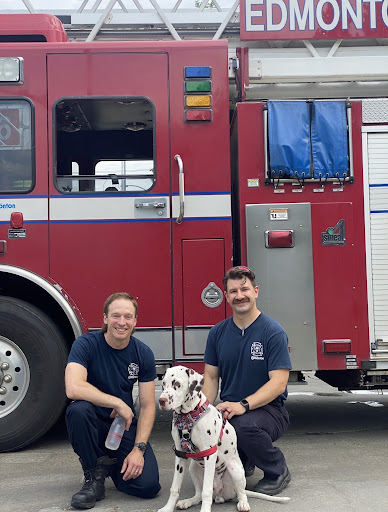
71,457,117,509
253,465,291,496
71,468,104,509
244,465,255,478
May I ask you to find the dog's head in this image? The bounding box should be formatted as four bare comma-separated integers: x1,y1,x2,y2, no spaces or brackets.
158,365,204,413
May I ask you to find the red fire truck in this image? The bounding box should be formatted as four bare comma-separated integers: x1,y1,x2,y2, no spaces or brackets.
0,9,387,452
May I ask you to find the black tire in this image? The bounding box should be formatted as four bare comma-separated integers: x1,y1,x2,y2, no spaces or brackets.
0,296,68,452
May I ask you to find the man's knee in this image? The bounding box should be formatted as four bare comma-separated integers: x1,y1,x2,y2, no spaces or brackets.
230,416,270,450
229,415,254,437
138,481,161,499
115,478,160,498
66,400,95,427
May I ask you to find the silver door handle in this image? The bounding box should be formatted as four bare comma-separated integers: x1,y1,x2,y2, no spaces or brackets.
135,202,166,209
175,154,184,224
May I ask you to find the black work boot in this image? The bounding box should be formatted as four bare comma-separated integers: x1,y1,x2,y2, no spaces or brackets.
71,456,117,509
253,465,291,496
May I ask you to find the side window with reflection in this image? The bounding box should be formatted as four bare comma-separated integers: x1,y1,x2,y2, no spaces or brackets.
0,100,33,193
55,98,155,194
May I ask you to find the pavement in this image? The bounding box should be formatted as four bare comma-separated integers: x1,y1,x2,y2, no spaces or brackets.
1,373,388,512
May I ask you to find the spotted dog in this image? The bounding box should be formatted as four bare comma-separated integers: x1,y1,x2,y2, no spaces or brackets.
157,366,290,512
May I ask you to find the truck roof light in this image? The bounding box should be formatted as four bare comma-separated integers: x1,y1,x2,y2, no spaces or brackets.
323,340,352,354
0,57,23,83
265,230,294,248
185,95,211,108
10,211,23,229
185,66,211,79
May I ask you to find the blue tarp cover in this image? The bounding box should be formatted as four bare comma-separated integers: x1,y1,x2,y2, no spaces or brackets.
268,101,311,177
268,100,348,179
311,101,348,179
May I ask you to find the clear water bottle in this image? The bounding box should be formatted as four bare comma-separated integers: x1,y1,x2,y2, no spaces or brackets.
105,414,126,450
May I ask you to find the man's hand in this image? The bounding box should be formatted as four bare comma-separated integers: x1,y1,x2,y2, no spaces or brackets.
216,401,245,419
121,449,144,480
109,405,134,431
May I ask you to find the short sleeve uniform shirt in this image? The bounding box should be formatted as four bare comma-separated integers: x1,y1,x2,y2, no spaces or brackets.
204,313,292,403
68,331,156,420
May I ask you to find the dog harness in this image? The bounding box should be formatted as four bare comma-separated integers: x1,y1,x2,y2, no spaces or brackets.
173,399,227,460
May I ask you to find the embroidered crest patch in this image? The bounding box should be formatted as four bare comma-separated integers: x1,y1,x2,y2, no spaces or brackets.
251,341,264,360
127,362,139,379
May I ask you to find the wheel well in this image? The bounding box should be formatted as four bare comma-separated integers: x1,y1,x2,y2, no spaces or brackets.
315,369,364,391
0,272,76,351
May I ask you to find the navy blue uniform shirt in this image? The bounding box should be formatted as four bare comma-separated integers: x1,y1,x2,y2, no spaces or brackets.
204,313,292,403
68,331,156,420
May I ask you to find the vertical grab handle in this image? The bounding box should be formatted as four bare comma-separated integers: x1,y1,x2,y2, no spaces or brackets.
175,154,184,224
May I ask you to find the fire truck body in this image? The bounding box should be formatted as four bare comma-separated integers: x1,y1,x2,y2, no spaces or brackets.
231,100,371,388
0,15,231,451
0,12,388,451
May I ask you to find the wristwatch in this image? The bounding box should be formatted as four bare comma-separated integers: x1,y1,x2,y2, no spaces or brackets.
134,442,147,452
240,399,250,413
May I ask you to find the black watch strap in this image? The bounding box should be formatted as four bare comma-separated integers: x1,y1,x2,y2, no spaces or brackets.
134,442,147,452
240,399,250,412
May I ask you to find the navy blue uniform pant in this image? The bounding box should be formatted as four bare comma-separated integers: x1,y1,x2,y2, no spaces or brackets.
66,400,160,498
229,401,289,479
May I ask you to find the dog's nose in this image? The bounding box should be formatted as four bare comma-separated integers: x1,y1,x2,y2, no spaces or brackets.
159,397,167,408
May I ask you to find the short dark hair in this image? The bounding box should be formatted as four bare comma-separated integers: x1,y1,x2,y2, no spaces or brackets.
101,292,138,333
223,266,256,291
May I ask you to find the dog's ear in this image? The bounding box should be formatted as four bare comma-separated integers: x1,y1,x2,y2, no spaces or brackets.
186,368,204,396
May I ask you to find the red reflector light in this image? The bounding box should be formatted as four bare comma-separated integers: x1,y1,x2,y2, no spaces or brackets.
323,339,352,354
10,212,23,229
185,110,212,122
265,230,294,248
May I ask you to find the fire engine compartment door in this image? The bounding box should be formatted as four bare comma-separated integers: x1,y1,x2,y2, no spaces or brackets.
246,203,317,370
364,129,388,353
47,52,172,361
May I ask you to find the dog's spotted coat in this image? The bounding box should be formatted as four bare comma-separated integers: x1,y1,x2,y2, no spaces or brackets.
157,366,290,512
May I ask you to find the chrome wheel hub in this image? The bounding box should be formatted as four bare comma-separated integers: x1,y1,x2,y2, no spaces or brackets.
0,336,30,418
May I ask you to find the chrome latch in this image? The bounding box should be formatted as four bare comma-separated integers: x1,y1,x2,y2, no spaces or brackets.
135,202,166,209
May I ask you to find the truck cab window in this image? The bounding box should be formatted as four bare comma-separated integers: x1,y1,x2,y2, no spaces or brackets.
0,100,33,193
54,98,155,194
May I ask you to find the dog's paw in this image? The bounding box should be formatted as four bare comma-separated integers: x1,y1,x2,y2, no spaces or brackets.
176,499,195,510
237,500,250,512
214,496,225,504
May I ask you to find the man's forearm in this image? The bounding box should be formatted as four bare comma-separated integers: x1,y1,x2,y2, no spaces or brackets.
202,378,219,404
67,379,124,411
246,371,289,410
134,404,155,444
246,382,282,409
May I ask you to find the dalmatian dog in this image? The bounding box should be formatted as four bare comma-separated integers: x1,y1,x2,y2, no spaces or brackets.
157,366,290,512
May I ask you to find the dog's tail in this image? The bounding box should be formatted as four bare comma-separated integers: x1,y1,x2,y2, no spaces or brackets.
245,490,291,503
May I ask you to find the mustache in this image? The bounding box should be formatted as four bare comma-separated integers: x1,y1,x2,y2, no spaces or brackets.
233,298,250,304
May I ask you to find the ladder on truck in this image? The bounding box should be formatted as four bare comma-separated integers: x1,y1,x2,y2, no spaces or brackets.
2,1,388,99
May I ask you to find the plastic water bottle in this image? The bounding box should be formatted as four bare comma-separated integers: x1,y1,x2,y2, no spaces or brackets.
105,415,126,450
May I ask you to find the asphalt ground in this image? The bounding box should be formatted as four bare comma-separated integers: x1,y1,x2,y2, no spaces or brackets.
1,373,388,512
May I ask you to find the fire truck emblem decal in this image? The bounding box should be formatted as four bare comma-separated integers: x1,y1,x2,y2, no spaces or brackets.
321,219,346,246
127,363,139,380
251,342,264,360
